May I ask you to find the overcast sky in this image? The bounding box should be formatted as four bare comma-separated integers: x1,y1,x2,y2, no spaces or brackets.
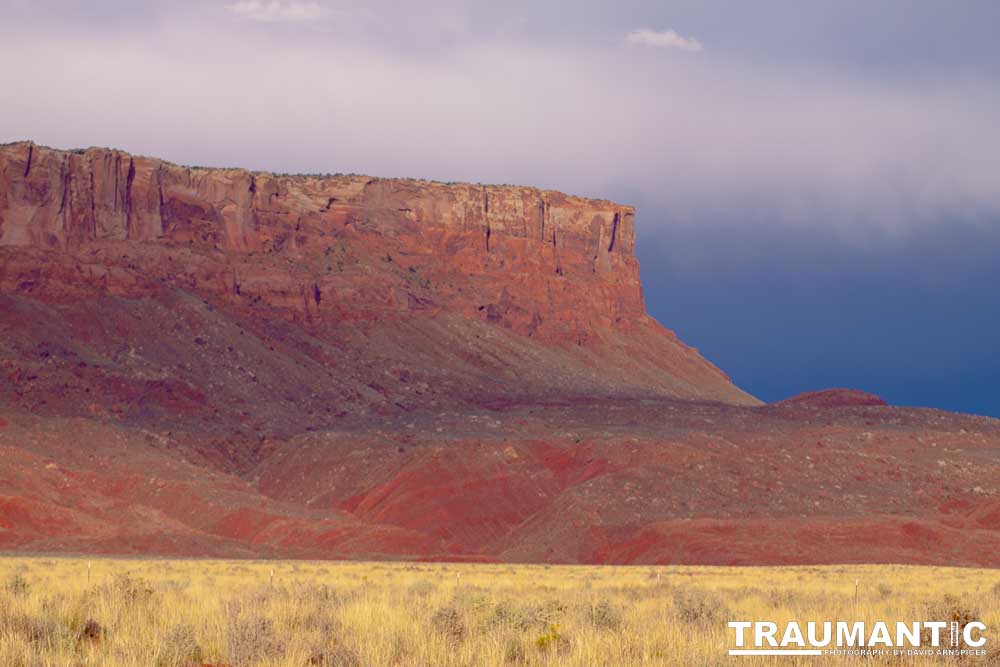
2,1,999,415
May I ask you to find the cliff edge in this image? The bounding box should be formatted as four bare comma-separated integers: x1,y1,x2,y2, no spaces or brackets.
0,141,757,419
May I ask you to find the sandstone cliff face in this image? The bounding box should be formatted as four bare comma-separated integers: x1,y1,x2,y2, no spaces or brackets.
0,141,755,407
1,141,639,337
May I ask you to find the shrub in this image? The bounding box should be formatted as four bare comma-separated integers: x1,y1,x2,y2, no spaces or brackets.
226,615,284,664
535,624,570,654
431,605,466,643
107,573,154,604
77,618,104,647
672,589,723,626
921,595,980,647
489,600,522,629
307,643,362,666
589,599,623,631
528,599,566,629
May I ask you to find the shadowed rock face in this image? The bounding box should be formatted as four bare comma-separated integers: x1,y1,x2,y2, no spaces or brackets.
2,141,1000,565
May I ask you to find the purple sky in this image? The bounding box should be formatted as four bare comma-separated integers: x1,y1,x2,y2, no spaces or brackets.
2,0,999,415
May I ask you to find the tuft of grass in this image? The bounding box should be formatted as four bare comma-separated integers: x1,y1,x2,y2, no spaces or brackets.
156,624,202,667
504,636,527,664
406,579,436,598
5,573,30,597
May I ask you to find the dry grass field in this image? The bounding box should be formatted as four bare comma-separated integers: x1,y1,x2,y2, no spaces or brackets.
0,557,999,666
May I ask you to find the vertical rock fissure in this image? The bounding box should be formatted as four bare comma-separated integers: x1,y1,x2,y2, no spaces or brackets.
483,187,491,252
124,158,136,237
23,144,33,178
156,166,163,214
608,211,620,253
57,157,71,216
113,154,121,212
89,170,97,235
538,200,546,241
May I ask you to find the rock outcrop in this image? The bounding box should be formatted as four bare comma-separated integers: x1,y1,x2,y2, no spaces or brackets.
2,141,641,336
774,389,888,409
0,141,755,407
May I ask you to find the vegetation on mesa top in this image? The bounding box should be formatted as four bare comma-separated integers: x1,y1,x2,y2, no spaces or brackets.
1,139,626,204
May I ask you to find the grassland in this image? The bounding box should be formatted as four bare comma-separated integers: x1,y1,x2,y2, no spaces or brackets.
0,557,998,666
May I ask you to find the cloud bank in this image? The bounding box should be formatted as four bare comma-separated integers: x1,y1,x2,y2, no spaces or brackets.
226,1,330,23
0,1,997,276
625,28,703,52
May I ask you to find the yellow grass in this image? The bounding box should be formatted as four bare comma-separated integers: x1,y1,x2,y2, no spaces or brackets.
0,557,998,666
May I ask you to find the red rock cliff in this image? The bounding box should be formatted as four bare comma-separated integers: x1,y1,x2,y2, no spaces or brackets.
0,141,756,406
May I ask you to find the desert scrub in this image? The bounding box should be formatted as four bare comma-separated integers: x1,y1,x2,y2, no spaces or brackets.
306,642,362,666
1,558,999,666
671,587,726,626
430,605,466,643
226,614,284,664
920,594,981,648
534,623,571,655
587,599,624,631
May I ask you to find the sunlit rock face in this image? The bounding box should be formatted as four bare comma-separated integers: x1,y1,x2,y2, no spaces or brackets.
0,141,753,407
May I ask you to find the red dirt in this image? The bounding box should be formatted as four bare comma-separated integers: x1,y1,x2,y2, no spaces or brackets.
774,388,888,408
1,142,999,565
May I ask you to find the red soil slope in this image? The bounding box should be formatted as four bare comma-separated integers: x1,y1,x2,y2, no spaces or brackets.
1,141,999,565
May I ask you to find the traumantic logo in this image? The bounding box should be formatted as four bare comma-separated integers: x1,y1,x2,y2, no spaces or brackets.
728,620,988,657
